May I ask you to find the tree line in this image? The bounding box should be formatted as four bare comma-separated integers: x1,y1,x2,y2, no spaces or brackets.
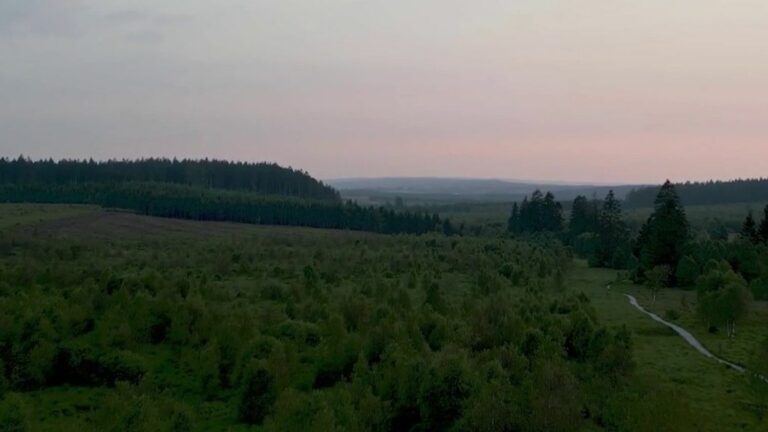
624,178,768,208
0,156,340,201
507,182,768,338
0,157,457,235
0,182,446,235
508,189,633,269
740,205,768,245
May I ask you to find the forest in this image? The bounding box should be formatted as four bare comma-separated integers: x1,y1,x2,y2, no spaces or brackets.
0,162,767,431
0,157,340,201
624,178,768,208
0,159,446,236
510,182,768,307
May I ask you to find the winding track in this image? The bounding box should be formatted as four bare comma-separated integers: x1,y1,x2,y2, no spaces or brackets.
624,294,768,383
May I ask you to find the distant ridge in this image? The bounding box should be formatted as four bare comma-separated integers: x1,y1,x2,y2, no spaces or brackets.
327,177,645,204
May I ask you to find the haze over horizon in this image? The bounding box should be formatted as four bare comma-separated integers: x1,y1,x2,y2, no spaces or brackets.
2,0,767,184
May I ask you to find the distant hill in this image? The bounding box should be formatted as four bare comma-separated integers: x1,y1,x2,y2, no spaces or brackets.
328,177,644,205
0,157,340,201
624,178,768,208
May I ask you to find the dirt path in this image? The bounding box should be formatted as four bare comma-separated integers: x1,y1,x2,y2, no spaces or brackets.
625,294,768,383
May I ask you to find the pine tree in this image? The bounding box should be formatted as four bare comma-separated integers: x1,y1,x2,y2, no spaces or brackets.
543,192,564,232
514,191,563,233
595,191,629,268
637,181,690,282
568,195,597,238
741,212,759,244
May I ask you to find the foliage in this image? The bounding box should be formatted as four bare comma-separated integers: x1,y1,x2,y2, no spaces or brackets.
636,181,690,283
741,212,760,244
238,362,277,425
0,218,641,430
595,191,631,269
0,182,444,235
625,177,768,208
0,156,339,201
696,261,752,337
645,265,671,303
508,190,563,234
675,255,700,287
568,195,599,239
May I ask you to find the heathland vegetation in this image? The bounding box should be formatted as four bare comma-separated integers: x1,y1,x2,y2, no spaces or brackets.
0,159,767,431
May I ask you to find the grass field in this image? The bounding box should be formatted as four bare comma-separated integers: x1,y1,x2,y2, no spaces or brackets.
570,261,767,431
0,204,97,231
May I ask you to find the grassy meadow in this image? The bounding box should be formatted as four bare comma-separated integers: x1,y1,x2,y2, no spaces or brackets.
570,261,767,431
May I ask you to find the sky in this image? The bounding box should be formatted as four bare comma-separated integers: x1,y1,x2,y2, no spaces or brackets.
1,0,767,183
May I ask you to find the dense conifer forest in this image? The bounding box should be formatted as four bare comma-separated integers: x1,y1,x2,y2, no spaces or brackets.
0,157,340,201
624,178,768,207
0,158,445,235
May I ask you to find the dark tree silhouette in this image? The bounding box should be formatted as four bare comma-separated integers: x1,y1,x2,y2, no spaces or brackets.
0,157,446,235
625,178,768,208
741,212,760,244
636,181,690,282
509,190,564,234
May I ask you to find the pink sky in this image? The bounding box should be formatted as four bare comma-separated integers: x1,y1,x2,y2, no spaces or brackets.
1,0,767,183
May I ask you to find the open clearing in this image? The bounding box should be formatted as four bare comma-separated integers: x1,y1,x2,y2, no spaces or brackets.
570,262,766,431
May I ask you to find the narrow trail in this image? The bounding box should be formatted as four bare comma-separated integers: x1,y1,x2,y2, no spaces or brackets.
624,294,768,384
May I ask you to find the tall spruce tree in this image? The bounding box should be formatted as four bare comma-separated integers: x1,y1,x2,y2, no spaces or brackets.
543,192,564,232
514,191,564,233
637,181,689,282
596,191,629,268
569,195,598,238
741,212,759,244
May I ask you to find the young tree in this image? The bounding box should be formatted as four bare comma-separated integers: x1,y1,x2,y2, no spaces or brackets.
697,261,752,338
595,191,629,268
645,265,671,303
637,181,690,282
513,191,564,234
